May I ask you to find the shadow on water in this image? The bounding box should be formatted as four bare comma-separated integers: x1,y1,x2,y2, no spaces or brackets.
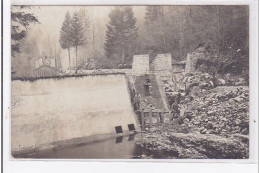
24,134,178,159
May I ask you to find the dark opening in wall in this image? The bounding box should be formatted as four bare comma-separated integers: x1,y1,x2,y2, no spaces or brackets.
144,85,150,96
115,126,123,133
144,78,152,96
128,124,135,131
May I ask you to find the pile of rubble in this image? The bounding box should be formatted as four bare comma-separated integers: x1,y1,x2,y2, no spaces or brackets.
163,72,217,97
163,72,248,96
136,123,249,159
181,86,249,136
136,73,249,159
221,73,248,86
162,72,249,136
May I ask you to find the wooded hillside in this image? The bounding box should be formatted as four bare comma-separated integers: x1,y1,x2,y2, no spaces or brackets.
11,6,249,78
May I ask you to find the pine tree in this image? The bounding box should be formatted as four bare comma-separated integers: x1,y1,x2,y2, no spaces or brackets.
11,6,39,57
145,6,164,24
104,7,123,59
71,11,86,73
143,6,167,53
79,8,89,64
104,6,138,63
79,8,89,38
59,11,72,69
124,6,138,57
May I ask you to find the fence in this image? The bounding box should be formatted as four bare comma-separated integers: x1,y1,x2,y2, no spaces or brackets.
140,109,170,131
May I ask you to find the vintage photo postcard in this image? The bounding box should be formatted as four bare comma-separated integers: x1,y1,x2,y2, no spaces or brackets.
10,4,253,160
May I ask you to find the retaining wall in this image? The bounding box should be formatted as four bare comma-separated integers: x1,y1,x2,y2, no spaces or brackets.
11,74,138,155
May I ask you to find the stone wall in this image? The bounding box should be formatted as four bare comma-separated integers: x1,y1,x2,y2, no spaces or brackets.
75,69,133,75
149,53,173,77
66,53,173,76
185,46,206,73
134,75,166,111
172,64,186,73
152,53,172,71
185,53,195,73
131,54,149,75
11,74,139,155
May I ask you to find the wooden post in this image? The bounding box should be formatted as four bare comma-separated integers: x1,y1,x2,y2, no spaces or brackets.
156,112,160,126
170,112,174,121
160,112,164,124
149,110,153,127
159,112,162,122
141,110,145,131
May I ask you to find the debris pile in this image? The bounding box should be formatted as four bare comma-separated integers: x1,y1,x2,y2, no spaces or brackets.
135,62,249,159
163,72,248,97
136,123,249,159
162,72,249,136
162,72,217,97
182,86,249,136
135,73,249,159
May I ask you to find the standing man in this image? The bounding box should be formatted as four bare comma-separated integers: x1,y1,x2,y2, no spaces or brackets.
171,100,180,121
134,92,141,111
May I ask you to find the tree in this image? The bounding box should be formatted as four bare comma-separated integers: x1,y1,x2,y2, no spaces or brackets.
143,6,168,54
141,5,248,62
59,11,73,69
145,6,164,24
78,8,89,65
79,8,89,39
104,6,138,64
11,6,39,57
124,7,139,57
194,6,249,76
71,11,86,73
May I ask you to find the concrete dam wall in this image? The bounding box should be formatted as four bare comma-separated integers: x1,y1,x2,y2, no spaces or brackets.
11,74,139,155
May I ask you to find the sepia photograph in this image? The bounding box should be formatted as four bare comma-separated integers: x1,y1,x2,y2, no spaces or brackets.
11,5,250,159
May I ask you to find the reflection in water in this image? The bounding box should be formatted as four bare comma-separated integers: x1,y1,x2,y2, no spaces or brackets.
128,134,135,141
116,136,123,143
26,135,137,159
22,134,178,159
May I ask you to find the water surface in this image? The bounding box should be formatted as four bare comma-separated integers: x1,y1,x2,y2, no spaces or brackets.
23,134,178,159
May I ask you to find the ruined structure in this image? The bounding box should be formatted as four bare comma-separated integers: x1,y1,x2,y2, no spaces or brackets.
130,53,175,112
185,53,196,73
172,60,186,73
12,53,190,156
185,46,207,73
34,56,58,77
35,56,56,69
131,54,150,75
151,53,172,71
